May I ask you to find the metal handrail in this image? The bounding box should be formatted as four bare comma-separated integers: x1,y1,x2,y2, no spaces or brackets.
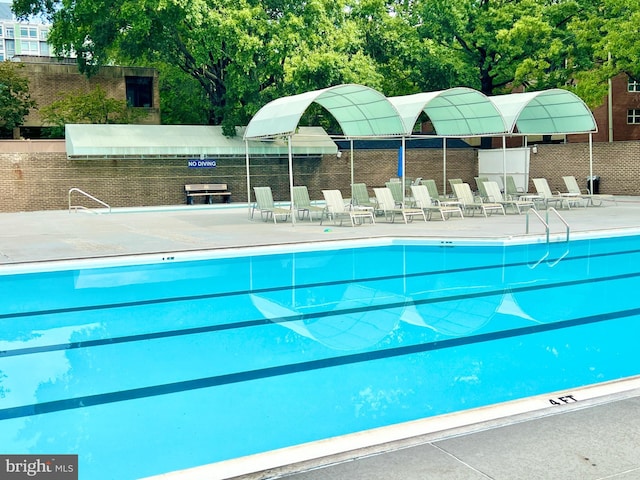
546,207,570,242
525,207,569,243
525,208,550,243
68,188,111,214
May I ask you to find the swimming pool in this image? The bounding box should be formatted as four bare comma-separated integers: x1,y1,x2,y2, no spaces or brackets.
1,234,640,479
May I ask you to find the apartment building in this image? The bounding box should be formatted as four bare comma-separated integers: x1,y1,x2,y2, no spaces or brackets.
0,2,53,61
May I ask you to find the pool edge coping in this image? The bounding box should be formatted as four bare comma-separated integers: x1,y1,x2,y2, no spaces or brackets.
3,226,640,275
140,375,640,480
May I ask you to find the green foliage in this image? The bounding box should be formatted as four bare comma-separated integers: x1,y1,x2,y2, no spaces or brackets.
406,0,598,95
154,62,209,125
569,0,640,105
11,0,640,128
0,62,37,133
40,86,146,136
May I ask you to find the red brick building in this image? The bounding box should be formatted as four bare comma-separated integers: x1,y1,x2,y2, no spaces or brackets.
590,73,640,142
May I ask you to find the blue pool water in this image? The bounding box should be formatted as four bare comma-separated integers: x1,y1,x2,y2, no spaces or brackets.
1,235,640,479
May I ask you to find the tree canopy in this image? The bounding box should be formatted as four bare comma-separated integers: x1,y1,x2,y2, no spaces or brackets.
0,62,37,135
40,86,147,137
12,0,640,127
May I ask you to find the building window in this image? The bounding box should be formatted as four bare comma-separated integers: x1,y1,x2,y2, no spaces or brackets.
5,39,14,57
20,26,37,38
125,76,153,107
40,41,48,55
629,78,640,92
40,29,48,40
628,109,640,124
19,40,39,54
0,26,3,37
6,27,14,38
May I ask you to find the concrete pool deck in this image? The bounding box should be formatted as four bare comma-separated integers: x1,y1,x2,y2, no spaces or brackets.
2,198,640,480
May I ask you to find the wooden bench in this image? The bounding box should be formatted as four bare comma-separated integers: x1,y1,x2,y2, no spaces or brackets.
185,183,231,205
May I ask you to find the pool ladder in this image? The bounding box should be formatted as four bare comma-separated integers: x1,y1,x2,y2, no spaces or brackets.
526,208,570,268
525,207,569,243
68,188,111,214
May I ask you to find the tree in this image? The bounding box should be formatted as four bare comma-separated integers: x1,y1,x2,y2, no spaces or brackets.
570,0,640,107
403,0,599,95
348,0,469,96
40,86,146,136
153,62,210,125
12,0,366,134
0,62,37,136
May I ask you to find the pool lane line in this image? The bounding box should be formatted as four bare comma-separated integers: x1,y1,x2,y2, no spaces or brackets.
1,269,639,359
1,306,639,421
2,246,639,321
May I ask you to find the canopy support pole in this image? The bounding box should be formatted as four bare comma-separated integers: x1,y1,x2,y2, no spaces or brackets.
442,137,447,196
401,136,406,208
502,136,507,193
245,140,252,219
589,132,594,194
288,135,296,226
350,139,354,188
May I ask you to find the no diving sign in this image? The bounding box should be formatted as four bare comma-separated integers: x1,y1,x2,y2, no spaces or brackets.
188,159,217,168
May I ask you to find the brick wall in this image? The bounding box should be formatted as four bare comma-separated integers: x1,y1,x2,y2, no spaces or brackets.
20,63,161,127
1,140,638,212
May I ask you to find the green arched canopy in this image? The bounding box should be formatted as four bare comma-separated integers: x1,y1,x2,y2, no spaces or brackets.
244,84,406,140
388,87,508,136
490,89,597,135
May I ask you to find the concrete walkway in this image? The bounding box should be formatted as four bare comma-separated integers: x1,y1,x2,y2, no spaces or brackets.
2,199,640,480
1,197,639,265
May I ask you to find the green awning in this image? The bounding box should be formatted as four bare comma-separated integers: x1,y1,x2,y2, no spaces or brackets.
490,89,597,135
65,124,337,159
244,84,406,140
389,87,508,136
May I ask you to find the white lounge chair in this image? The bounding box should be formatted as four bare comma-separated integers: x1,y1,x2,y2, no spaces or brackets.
562,175,617,206
532,178,575,209
373,187,426,223
410,184,463,220
483,181,536,214
252,186,291,223
321,189,375,227
453,182,505,217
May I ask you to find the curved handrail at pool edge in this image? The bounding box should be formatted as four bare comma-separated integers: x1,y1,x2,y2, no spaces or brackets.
68,187,111,214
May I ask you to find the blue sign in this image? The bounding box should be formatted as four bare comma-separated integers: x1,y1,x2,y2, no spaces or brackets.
188,159,217,168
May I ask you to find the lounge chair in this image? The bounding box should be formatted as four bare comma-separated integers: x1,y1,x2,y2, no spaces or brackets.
292,186,325,220
373,187,426,223
321,189,375,227
506,176,527,198
562,175,617,206
448,178,463,194
252,186,291,223
474,176,490,200
410,185,463,220
385,181,405,206
423,179,448,201
351,183,378,211
453,182,505,217
483,181,536,214
532,178,574,209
